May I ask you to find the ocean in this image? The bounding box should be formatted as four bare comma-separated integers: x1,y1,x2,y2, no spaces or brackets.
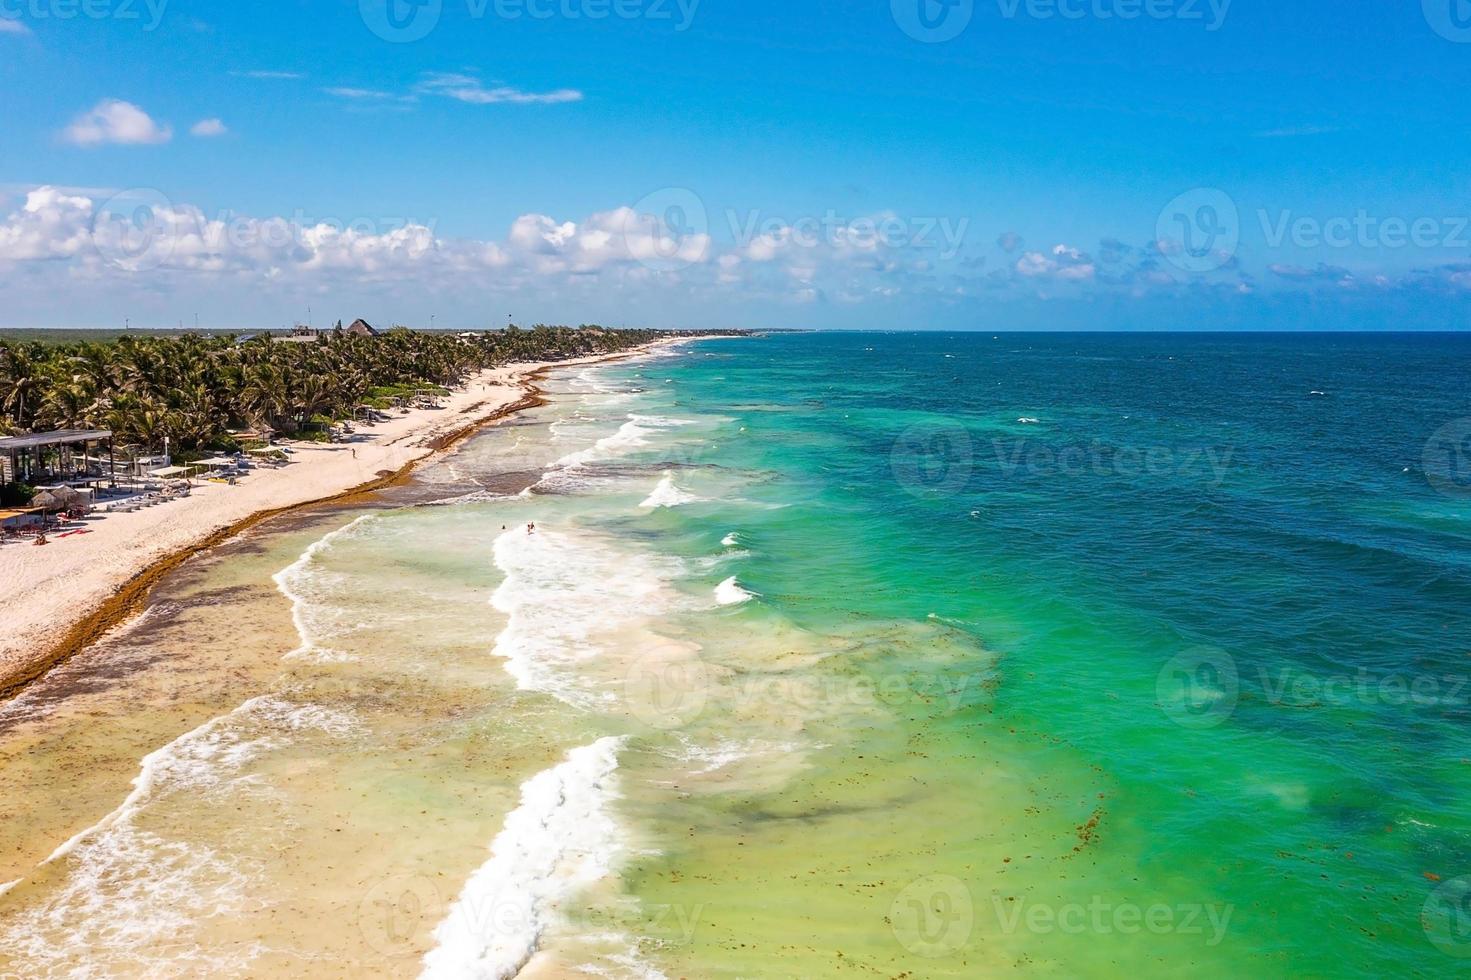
1,331,1469,977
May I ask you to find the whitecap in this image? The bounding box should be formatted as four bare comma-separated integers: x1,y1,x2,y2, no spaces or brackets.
639,474,702,509
272,514,377,662
420,737,628,980
714,576,757,606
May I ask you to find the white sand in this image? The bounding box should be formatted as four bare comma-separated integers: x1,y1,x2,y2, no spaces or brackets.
0,343,681,691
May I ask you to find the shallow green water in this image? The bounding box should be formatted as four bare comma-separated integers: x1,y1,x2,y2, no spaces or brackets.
4,332,1469,978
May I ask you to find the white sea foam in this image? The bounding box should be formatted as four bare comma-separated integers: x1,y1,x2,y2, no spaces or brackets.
1017,417,1041,425
272,514,377,662
639,474,702,509
4,696,354,975
420,737,628,980
721,532,741,548
555,414,699,470
489,528,682,707
714,576,757,606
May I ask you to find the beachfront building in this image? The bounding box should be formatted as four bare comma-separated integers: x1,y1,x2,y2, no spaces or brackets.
272,325,322,344
0,429,115,486
345,319,380,338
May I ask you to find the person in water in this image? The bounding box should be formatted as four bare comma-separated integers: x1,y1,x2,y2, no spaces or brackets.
527,523,536,535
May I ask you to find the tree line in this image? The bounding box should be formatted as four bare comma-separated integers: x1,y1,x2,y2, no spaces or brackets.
0,325,730,455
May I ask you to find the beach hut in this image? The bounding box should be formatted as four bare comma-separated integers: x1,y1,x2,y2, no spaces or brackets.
30,491,65,513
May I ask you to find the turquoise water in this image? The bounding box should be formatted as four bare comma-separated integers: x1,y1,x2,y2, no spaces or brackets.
587,332,1471,976
4,331,1470,977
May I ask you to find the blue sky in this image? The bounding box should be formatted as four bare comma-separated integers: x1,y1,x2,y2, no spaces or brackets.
2,0,1470,330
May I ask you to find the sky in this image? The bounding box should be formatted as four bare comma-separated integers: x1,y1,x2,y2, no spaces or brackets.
1,0,1470,331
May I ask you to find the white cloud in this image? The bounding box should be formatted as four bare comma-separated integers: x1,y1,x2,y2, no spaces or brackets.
190,118,228,138
0,17,30,35
63,100,172,147
414,72,583,105
325,87,401,101
234,70,304,80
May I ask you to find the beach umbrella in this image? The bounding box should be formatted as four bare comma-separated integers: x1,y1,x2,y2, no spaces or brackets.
53,488,82,507
30,491,62,512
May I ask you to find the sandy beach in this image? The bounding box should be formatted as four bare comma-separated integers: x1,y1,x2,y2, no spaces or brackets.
0,340,686,698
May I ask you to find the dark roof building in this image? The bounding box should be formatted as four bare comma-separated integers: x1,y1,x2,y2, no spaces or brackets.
345,319,380,338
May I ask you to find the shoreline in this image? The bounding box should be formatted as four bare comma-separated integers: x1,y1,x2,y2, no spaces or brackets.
0,337,704,701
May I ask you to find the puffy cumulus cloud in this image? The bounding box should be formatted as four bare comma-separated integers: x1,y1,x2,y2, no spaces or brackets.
9,190,1461,320
190,118,228,138
63,100,172,147
1014,244,1095,281
0,187,97,260
0,187,711,290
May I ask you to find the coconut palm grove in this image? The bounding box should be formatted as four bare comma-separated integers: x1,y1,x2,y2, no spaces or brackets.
0,326,710,491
